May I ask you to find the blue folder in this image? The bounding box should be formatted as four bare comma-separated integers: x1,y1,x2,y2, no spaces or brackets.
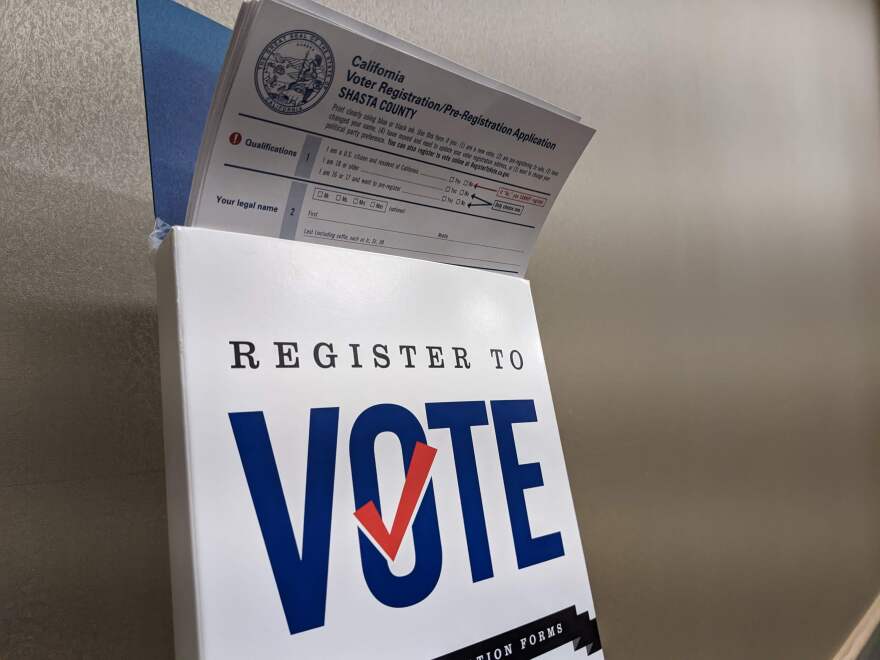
136,0,231,229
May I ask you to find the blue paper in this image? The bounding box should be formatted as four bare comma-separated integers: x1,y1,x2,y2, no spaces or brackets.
137,0,232,226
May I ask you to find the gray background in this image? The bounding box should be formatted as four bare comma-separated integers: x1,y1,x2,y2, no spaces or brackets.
1,0,879,658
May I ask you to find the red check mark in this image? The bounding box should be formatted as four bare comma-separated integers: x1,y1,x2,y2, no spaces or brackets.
354,442,437,561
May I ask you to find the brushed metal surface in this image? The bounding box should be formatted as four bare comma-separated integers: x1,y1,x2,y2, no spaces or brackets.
1,0,878,658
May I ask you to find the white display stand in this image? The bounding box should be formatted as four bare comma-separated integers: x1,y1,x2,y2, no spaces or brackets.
156,227,602,659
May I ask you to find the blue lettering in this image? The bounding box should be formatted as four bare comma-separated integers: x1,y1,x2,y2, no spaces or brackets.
228,409,339,634
490,400,565,568
228,398,558,631
425,401,494,582
350,403,443,607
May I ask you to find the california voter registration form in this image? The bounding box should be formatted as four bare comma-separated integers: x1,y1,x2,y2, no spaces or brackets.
186,0,595,276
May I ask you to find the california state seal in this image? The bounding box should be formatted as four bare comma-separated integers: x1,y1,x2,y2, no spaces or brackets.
254,30,335,115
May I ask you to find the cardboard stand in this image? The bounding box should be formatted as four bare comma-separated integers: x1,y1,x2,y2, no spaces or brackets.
155,228,601,659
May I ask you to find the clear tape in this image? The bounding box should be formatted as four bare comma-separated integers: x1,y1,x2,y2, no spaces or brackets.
149,217,174,252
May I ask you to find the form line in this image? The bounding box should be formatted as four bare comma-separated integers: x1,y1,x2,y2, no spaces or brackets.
223,162,537,229
310,216,524,253
362,169,445,192
238,112,552,197
310,235,520,267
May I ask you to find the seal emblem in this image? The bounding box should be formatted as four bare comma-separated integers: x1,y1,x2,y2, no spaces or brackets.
254,30,335,115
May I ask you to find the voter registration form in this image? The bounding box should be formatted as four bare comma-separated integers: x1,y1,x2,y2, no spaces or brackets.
187,0,595,276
